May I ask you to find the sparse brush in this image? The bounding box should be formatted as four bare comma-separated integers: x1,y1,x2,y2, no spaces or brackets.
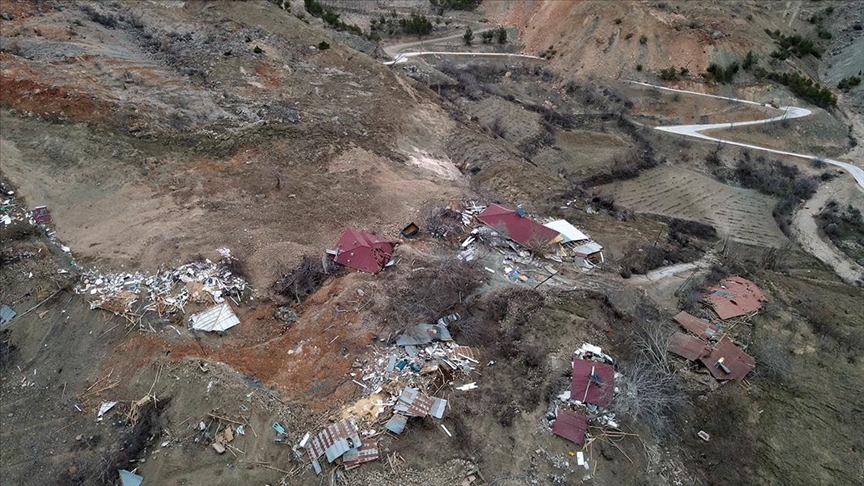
614,358,687,438
272,255,328,303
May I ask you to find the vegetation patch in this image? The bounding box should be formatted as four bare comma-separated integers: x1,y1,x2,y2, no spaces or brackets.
817,201,864,263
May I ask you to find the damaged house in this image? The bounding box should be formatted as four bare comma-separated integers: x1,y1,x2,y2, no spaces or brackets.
477,204,603,267
327,228,396,274
542,219,604,268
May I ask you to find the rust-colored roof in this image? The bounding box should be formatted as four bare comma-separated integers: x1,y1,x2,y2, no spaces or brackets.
667,332,709,361
699,337,755,381
552,410,588,445
570,358,615,406
673,311,718,340
343,441,379,470
705,276,765,320
477,204,559,249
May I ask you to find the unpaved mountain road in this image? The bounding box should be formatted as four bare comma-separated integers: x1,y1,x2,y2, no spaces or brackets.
626,81,864,190
381,29,545,65
629,80,863,284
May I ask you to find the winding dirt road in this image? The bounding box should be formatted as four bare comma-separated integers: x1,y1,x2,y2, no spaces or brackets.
629,80,863,284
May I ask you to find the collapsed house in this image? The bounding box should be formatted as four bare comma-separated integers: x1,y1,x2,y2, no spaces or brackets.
542,219,604,268
667,311,755,381
704,276,765,320
476,204,603,268
327,228,396,274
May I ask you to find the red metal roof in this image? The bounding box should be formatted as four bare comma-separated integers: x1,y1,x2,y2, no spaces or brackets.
705,276,765,320
477,204,559,249
552,410,588,445
331,228,396,274
668,332,709,361
570,358,615,407
699,337,755,381
673,311,718,340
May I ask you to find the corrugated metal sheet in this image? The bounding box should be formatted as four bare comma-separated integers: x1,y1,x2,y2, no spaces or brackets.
385,414,408,434
552,410,588,445
705,276,765,320
395,324,452,346
343,441,379,469
570,359,615,406
0,304,16,326
569,241,603,256
331,228,396,274
700,337,755,381
306,418,361,468
395,387,433,417
189,302,239,332
668,332,709,361
543,219,589,243
429,397,448,419
453,345,478,362
673,311,718,340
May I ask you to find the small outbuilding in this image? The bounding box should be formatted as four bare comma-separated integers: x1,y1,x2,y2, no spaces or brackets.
327,228,396,274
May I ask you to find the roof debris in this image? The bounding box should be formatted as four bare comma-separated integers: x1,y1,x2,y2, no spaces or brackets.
673,311,718,340
668,331,709,361
189,302,240,332
551,410,589,445
328,228,396,274
570,358,615,407
700,337,756,381
704,276,765,319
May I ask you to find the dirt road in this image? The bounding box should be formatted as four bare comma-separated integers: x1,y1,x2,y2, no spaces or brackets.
626,81,864,190
791,179,864,285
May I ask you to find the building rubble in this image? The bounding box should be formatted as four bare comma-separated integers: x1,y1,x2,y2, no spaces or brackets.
74,255,248,318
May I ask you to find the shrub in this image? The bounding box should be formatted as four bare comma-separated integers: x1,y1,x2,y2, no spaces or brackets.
400,13,432,37
303,0,324,16
431,0,481,11
272,255,327,302
838,76,861,91
742,50,757,70
386,260,482,328
752,335,790,381
639,34,648,44
317,41,330,50
495,26,507,44
80,5,118,28
463,26,474,45
765,71,836,108
481,30,494,44
636,63,643,71
253,45,263,54
705,62,739,84
659,66,678,81
770,33,820,60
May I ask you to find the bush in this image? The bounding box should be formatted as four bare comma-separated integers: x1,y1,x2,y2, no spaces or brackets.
765,71,836,108
80,5,118,28
480,30,494,44
386,260,482,328
400,13,432,37
752,335,790,381
431,0,481,11
421,204,464,238
742,50,757,70
659,66,678,81
838,76,861,91
705,62,740,84
253,45,263,54
495,26,507,44
303,0,324,16
636,64,643,71
639,34,648,44
770,33,820,60
272,255,327,302
463,26,474,45
317,41,330,50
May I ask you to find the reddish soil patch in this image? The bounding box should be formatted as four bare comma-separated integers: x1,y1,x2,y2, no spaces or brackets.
103,274,378,411
0,74,114,124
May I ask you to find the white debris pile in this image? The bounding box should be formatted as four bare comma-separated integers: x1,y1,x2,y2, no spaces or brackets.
75,255,248,315
0,190,36,227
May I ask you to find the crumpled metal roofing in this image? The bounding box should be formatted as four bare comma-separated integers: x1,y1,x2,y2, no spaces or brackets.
673,311,718,340
668,331,709,361
478,204,559,249
343,441,379,469
552,409,588,445
306,418,362,469
188,302,239,332
570,358,615,407
543,219,589,243
705,276,765,320
699,336,755,381
394,387,447,419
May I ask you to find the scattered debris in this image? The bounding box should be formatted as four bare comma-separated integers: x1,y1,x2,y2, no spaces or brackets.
0,304,16,327
667,313,755,381
384,414,408,435
543,219,604,268
212,442,226,454
75,255,247,318
343,441,379,469
477,204,559,250
700,337,755,381
400,222,420,238
305,418,362,474
668,331,709,361
456,382,478,391
571,358,615,407
704,276,765,319
118,469,144,486
189,302,240,332
96,401,117,422
673,311,718,340
396,323,452,346
698,430,711,441
394,387,447,419
31,206,51,223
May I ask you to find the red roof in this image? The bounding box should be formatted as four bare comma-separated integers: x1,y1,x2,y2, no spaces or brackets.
673,311,718,340
705,276,765,320
477,204,559,249
552,410,588,445
699,336,755,381
570,358,615,407
668,332,709,361
331,228,396,274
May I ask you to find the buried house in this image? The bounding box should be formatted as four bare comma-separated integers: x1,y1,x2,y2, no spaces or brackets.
327,228,396,274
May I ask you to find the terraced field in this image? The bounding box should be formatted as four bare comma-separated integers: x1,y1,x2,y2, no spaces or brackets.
461,97,542,145
598,165,789,248
534,128,631,177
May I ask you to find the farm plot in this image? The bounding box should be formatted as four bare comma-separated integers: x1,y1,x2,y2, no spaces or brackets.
461,96,542,145
534,129,631,177
598,166,789,248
